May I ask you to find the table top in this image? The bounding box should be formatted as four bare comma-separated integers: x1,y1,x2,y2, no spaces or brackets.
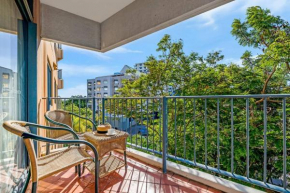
84,130,129,144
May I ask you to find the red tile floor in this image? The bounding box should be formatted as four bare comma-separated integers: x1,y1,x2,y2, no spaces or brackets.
26,153,222,193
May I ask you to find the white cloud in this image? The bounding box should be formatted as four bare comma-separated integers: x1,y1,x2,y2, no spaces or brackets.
240,0,288,14
187,0,289,29
224,58,243,66
62,45,111,60
59,63,120,77
58,84,87,97
108,46,142,54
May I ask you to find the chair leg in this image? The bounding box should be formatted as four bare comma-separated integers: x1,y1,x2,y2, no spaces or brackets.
124,151,127,169
77,164,81,177
31,182,37,193
75,166,78,173
82,162,86,174
95,160,99,193
46,143,50,155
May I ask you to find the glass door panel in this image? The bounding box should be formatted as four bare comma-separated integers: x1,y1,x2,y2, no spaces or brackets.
0,0,28,192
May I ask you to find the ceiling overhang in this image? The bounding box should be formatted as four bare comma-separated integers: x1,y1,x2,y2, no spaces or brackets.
40,0,234,52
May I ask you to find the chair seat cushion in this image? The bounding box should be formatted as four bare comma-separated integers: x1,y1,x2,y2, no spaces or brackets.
37,147,93,180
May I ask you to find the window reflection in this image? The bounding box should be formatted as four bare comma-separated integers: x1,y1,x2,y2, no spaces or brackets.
0,0,27,192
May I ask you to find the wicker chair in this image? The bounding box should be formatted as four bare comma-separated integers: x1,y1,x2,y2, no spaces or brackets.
2,121,99,193
44,110,96,154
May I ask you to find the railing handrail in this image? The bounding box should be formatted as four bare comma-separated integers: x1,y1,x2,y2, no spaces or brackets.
43,94,290,100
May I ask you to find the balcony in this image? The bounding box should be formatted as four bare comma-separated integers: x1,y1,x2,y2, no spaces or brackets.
43,94,290,193
25,151,220,193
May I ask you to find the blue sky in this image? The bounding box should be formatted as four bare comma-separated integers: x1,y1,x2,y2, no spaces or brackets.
58,0,290,97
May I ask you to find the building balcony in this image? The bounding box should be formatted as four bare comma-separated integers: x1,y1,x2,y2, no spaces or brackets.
39,94,290,193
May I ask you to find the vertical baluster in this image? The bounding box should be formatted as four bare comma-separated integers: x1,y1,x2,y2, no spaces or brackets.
153,99,155,152
205,99,207,166
93,98,96,128
174,98,177,158
114,98,116,128
64,99,66,111
121,99,123,131
130,99,133,146
147,99,149,151
116,99,118,129
231,98,234,174
282,98,287,189
159,99,162,152
162,97,168,173
141,99,143,149
136,99,138,146
193,99,196,164
101,98,105,124
126,99,130,132
246,98,249,178
97,99,100,125
110,99,112,124
72,99,74,129
86,98,88,130
263,98,267,183
72,99,73,114
183,98,186,160
217,98,220,170
78,99,81,132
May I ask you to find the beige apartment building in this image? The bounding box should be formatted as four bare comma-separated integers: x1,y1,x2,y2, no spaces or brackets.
37,40,64,154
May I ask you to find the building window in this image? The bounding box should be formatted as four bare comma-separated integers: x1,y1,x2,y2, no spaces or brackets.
88,88,92,92
114,80,119,84
2,92,9,97
104,93,108,97
97,80,101,85
47,63,52,110
2,73,9,79
96,87,101,91
2,83,9,88
103,86,108,91
103,80,108,84
54,80,57,104
97,93,101,97
114,86,118,91
88,82,92,86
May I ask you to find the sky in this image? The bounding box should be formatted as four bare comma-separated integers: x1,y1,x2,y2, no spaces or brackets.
57,0,290,97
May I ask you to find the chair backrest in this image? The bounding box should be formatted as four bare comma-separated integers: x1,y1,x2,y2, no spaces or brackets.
45,110,73,138
3,121,38,183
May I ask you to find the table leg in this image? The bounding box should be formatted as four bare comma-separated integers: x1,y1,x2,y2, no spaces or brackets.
124,150,127,168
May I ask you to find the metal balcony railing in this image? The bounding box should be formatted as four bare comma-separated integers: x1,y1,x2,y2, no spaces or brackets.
44,94,290,193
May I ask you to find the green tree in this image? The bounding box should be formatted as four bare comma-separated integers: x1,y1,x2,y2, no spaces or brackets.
117,6,290,186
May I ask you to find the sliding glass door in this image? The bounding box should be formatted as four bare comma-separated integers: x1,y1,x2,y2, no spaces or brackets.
0,0,28,192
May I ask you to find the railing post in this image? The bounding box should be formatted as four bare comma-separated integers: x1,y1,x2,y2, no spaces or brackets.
92,98,96,125
102,98,105,124
162,96,168,173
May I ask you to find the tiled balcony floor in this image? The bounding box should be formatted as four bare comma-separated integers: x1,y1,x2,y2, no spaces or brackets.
26,153,222,193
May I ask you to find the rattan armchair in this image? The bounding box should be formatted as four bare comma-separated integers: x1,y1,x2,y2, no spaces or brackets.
44,109,96,154
3,121,99,193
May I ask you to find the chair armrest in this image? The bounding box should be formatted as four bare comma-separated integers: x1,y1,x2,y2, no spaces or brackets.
22,132,99,161
70,112,97,131
26,123,79,139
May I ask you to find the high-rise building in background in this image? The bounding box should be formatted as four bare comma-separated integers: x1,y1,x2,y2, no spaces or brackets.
87,65,133,108
134,63,148,74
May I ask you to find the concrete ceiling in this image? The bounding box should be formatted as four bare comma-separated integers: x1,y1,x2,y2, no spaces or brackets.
40,0,233,52
40,0,135,22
